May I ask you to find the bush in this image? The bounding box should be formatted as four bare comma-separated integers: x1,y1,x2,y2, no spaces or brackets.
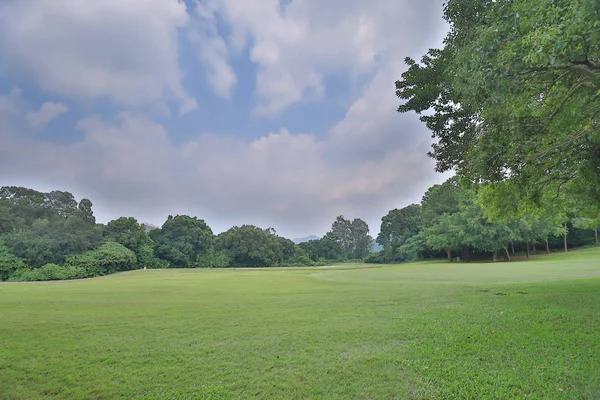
66,242,137,277
136,242,168,269
9,263,89,281
365,251,388,264
65,252,99,277
282,254,314,267
195,248,230,268
0,246,27,281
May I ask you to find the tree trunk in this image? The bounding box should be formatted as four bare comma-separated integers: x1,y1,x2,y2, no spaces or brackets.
526,242,530,259
492,249,497,262
545,238,550,254
563,222,568,253
446,249,452,262
595,228,598,244
532,242,537,254
503,246,511,261
462,247,470,261
511,242,515,255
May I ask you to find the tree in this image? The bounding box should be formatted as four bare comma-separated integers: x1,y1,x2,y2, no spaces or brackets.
350,218,373,259
104,217,152,265
214,225,282,267
398,233,428,261
396,0,600,218
0,186,49,228
451,190,516,262
299,234,345,262
151,215,213,268
66,242,137,276
420,178,460,227
4,217,102,267
77,199,96,224
329,216,373,259
377,204,422,262
0,246,27,281
419,178,462,260
45,190,78,218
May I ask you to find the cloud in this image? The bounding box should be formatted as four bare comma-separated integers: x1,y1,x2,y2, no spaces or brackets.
188,1,237,99
196,0,446,115
26,102,69,128
0,0,197,115
0,1,452,238
0,107,449,238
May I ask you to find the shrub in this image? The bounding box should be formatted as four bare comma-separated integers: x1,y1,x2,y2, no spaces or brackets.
195,248,230,268
0,246,27,281
9,263,89,281
65,252,100,277
66,242,137,277
137,242,169,269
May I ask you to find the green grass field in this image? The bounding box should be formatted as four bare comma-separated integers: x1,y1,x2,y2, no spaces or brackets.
1,248,600,399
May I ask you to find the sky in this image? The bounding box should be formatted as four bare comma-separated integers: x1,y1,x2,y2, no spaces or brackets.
0,0,452,239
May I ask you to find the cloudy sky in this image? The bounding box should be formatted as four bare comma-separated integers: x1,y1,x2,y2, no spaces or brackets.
0,0,451,239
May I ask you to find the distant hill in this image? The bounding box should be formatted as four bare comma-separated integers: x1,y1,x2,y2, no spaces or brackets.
142,222,159,232
292,235,320,244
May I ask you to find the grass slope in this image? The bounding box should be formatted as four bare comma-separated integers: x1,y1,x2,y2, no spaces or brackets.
1,248,599,399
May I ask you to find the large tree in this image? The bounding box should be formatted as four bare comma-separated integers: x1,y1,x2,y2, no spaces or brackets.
104,217,153,266
377,204,422,262
150,215,213,268
396,0,600,216
329,216,373,259
214,225,282,267
3,217,103,267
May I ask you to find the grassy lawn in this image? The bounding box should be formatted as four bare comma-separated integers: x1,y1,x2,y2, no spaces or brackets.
1,248,600,399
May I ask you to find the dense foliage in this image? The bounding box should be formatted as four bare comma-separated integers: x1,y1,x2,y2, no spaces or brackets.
370,177,598,264
0,187,378,280
387,0,600,262
396,0,599,215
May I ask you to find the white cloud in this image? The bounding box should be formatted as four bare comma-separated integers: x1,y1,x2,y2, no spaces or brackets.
26,102,69,128
194,0,446,115
0,107,449,238
0,0,197,115
0,0,452,238
189,1,237,99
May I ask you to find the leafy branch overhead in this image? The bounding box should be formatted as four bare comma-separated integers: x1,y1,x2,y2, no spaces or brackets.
396,0,600,216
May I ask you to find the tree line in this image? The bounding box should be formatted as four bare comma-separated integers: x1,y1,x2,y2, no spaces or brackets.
369,177,599,264
1,178,597,282
0,186,374,281
388,0,599,260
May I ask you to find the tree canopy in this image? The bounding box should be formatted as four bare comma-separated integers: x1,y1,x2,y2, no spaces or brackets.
396,0,600,218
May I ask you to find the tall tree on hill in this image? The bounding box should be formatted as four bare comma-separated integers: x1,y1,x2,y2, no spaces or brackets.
350,218,373,259
45,190,78,218
77,198,96,224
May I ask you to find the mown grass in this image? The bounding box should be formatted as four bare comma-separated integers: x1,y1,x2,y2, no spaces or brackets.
1,248,599,399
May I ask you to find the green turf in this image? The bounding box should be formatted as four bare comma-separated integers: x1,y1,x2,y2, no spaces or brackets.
1,248,600,399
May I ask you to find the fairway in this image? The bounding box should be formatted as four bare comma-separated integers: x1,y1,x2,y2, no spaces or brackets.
1,249,600,399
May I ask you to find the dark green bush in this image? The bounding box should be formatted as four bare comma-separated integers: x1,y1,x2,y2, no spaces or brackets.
66,242,137,276
9,263,88,281
0,246,27,281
